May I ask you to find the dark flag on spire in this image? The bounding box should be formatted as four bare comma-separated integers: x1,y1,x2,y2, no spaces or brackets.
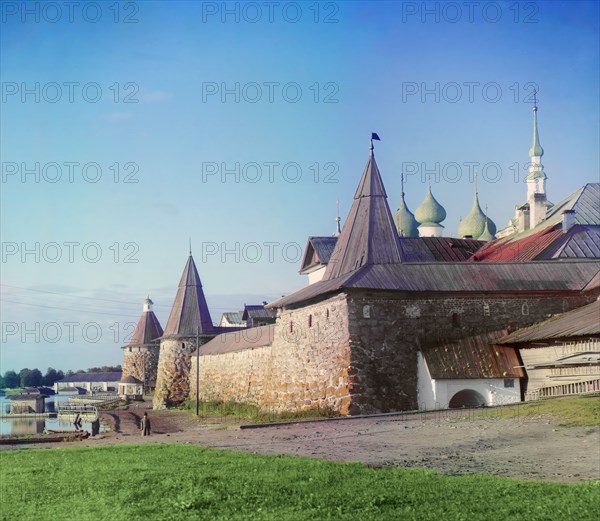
371,133,381,141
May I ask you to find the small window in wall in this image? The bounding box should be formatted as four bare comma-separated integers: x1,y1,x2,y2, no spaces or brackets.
181,342,185,350
326,309,330,320
483,302,490,316
504,378,515,388
289,321,293,333
128,347,132,352
363,305,371,318
308,314,313,328
522,303,529,316
451,313,459,327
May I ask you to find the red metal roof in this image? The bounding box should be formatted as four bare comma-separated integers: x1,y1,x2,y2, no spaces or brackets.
472,183,600,263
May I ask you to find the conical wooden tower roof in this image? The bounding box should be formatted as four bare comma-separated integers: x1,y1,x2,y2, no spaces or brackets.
323,141,404,281
163,255,214,337
125,298,164,346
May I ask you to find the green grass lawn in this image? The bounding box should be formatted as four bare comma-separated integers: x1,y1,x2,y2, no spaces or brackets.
1,445,598,521
180,399,339,423
465,395,600,427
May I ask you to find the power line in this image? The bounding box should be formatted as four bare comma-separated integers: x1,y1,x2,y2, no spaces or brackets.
1,284,169,308
0,299,141,318
0,284,269,311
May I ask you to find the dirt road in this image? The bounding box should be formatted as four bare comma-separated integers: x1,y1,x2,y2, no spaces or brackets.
3,399,598,483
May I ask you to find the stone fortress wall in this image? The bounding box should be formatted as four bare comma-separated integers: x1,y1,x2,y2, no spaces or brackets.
190,291,593,415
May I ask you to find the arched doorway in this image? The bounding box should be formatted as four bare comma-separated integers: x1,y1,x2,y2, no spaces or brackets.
448,389,486,408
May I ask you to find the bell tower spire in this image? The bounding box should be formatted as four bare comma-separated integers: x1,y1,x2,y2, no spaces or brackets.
334,200,342,237
526,90,548,228
526,90,547,200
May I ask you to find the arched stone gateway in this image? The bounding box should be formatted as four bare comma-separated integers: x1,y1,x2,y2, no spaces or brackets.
448,389,486,408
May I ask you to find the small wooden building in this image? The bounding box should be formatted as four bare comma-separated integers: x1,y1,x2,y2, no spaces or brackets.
498,299,600,400
119,375,144,401
9,394,46,414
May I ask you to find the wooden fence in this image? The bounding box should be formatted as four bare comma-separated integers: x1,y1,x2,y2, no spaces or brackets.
525,378,600,401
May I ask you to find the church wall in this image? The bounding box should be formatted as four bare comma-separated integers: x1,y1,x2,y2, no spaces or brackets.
191,294,354,414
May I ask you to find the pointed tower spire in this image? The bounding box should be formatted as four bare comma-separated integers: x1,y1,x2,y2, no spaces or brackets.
526,90,547,189
529,90,544,159
324,135,403,280
525,90,548,228
163,254,214,336
334,200,342,237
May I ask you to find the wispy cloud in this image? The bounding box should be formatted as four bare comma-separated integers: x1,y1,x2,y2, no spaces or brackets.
106,112,133,122
139,89,173,103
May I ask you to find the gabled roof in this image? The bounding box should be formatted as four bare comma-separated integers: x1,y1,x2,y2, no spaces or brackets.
424,333,524,379
220,311,245,326
545,183,600,226
302,236,484,270
9,394,46,401
163,255,214,337
125,309,164,347
583,271,600,293
242,305,276,321
323,144,404,281
195,324,275,356
269,260,600,309
120,375,143,384
471,224,600,262
470,184,600,262
399,237,485,262
540,225,600,259
497,299,600,345
58,372,122,383
299,237,337,274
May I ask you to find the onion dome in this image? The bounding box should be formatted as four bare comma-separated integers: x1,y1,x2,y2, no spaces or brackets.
395,193,419,237
414,184,447,225
478,218,496,242
458,176,497,239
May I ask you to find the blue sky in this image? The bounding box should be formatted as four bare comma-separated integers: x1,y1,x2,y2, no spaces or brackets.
1,0,598,371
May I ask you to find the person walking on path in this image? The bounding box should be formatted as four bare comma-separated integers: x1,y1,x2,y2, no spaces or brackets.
140,412,151,436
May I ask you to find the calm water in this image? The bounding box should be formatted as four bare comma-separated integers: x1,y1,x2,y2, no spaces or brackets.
0,396,107,436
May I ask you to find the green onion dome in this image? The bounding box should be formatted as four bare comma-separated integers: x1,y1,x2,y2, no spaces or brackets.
478,219,496,242
414,185,447,225
458,192,497,238
395,194,419,237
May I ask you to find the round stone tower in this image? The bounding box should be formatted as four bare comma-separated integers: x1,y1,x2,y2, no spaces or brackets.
122,297,164,394
153,253,217,409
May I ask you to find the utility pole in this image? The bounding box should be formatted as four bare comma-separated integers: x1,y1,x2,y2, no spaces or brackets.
195,327,200,416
